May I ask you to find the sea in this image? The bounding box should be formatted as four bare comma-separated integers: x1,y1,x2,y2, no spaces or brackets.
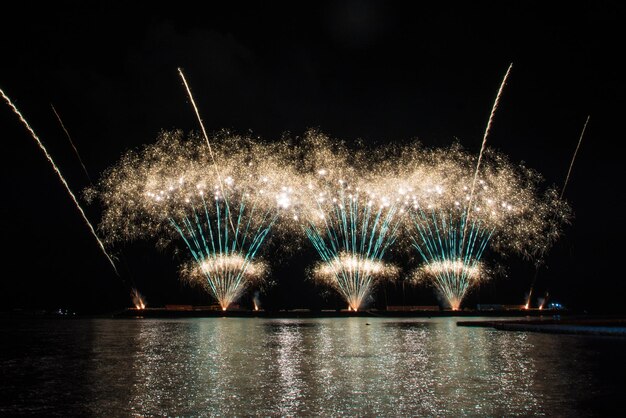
1,316,624,416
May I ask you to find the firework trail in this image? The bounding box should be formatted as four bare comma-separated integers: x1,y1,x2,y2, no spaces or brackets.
462,63,513,252
178,67,240,236
1,88,119,275
50,104,93,184
178,71,227,193
525,115,590,308
561,115,590,199
51,103,144,302
524,267,537,309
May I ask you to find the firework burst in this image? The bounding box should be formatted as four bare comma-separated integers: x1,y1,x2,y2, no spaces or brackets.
94,130,295,310
92,126,569,311
286,131,407,311
404,144,569,309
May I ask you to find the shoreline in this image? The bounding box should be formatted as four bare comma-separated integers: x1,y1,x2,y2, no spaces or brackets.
4,308,626,335
113,307,568,319
457,317,626,336
1,307,564,319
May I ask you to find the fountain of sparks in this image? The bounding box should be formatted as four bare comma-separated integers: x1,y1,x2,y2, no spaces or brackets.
408,64,510,310
170,184,276,311
406,144,569,310
409,208,492,310
290,132,405,311
406,149,492,310
96,130,294,310
131,287,146,310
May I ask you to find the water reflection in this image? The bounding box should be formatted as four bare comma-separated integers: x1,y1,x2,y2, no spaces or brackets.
58,317,621,416
275,321,303,414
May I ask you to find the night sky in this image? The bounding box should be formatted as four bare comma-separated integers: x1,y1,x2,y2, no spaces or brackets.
1,1,623,314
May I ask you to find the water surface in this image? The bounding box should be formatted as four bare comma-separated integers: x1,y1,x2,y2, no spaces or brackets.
1,317,623,416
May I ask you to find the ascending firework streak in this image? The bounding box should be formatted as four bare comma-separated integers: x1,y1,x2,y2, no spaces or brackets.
177,68,238,234
96,131,293,310
177,68,224,192
293,132,404,311
50,103,145,305
1,88,119,275
51,104,92,184
525,115,590,308
560,115,590,199
131,287,146,310
462,63,512,252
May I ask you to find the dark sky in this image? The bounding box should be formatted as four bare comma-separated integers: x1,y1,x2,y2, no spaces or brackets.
1,1,623,313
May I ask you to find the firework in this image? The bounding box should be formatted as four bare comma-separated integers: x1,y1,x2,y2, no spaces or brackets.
405,63,566,310
182,254,267,310
414,260,486,311
561,115,590,199
525,115,590,308
131,287,146,309
95,130,294,310
462,63,512,248
313,252,398,310
1,88,119,275
94,128,569,311
288,131,406,311
51,104,93,184
405,144,569,310
177,68,231,212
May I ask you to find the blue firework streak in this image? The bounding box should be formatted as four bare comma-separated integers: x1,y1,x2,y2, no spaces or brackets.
289,131,410,311
403,152,506,311
304,183,403,311
409,206,493,310
172,192,277,310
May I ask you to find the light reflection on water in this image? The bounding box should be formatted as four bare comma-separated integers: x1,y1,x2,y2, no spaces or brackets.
1,317,623,416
